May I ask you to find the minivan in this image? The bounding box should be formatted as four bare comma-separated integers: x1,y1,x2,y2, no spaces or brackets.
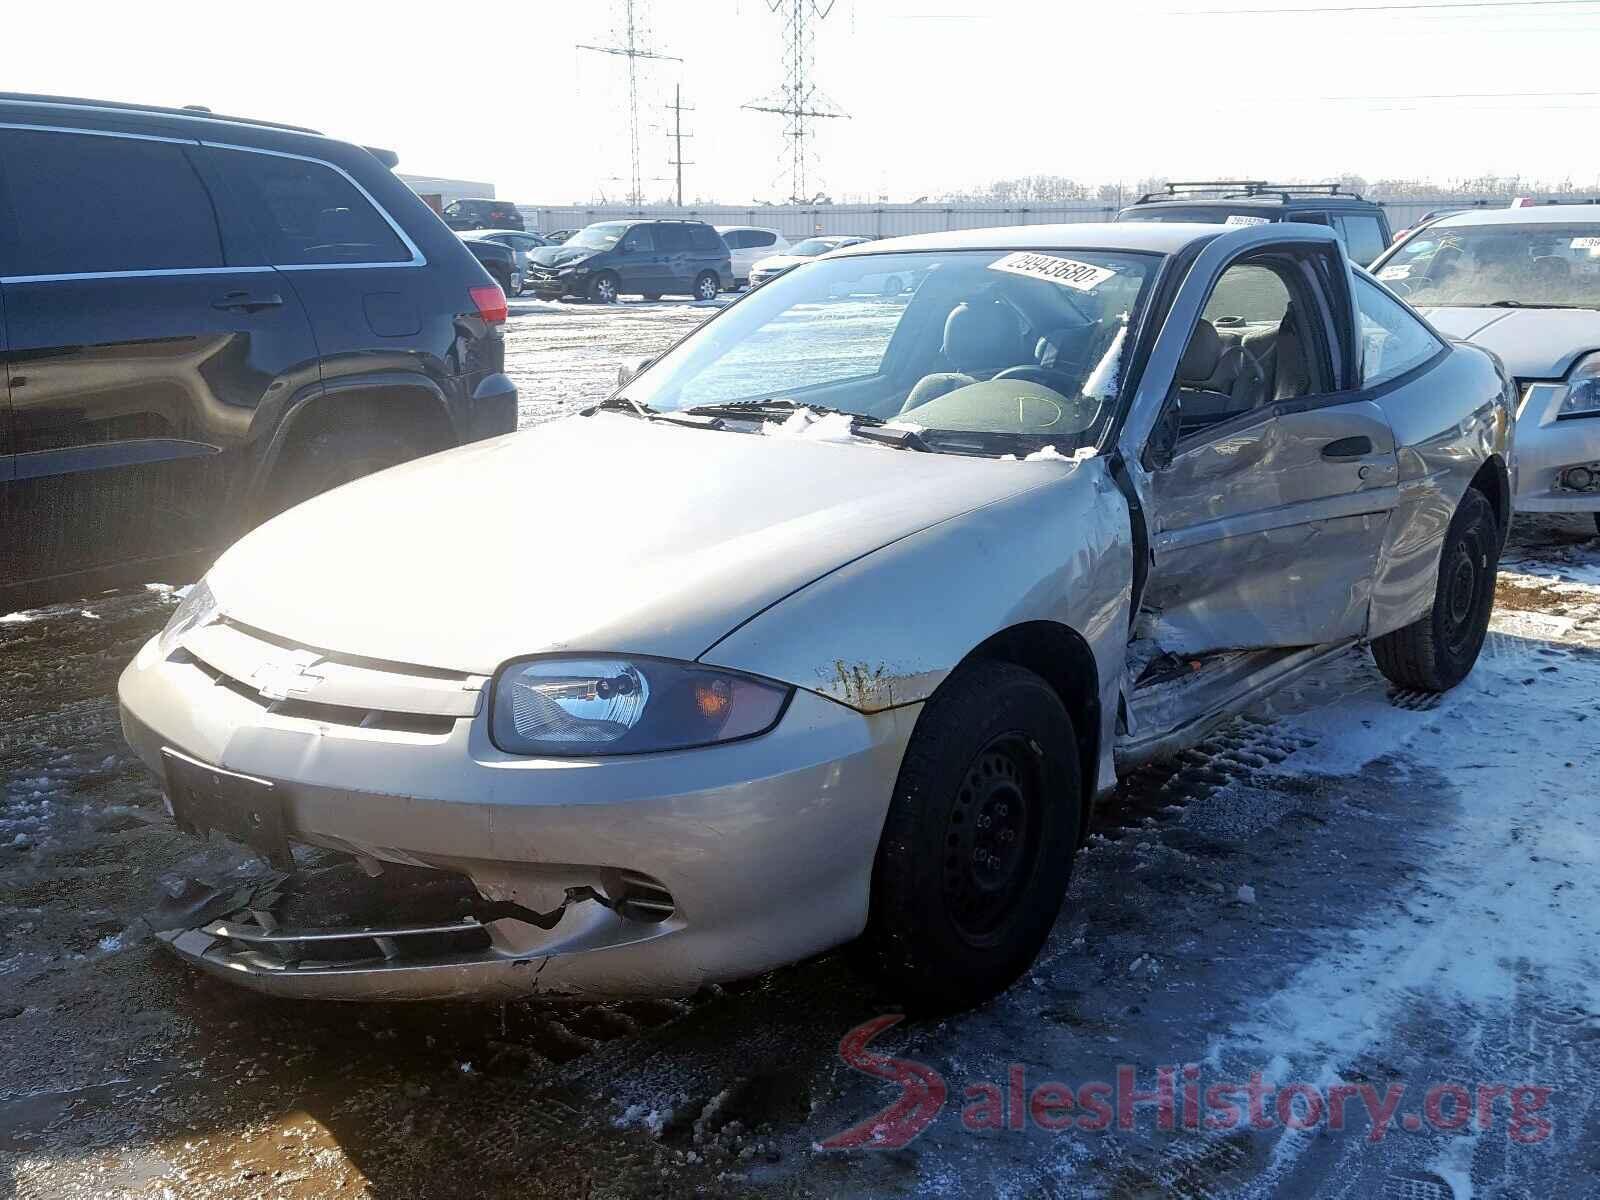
527,220,731,303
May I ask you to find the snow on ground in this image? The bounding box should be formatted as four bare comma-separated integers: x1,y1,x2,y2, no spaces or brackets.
4,299,1600,1198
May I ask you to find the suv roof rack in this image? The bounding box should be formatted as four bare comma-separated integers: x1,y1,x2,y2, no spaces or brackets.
1137,180,1366,204
0,92,323,136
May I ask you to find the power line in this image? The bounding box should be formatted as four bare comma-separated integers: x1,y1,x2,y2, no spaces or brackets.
577,0,680,207
1180,0,1600,13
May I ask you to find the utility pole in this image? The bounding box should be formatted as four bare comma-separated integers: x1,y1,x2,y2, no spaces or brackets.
743,0,849,203
666,84,694,207
577,0,680,207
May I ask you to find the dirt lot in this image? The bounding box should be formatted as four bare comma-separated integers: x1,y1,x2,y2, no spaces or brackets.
4,298,1600,1199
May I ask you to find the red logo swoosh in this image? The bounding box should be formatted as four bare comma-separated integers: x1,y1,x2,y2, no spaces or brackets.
819,1014,947,1149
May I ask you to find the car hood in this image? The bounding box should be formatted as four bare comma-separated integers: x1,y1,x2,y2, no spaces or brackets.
530,245,599,268
208,414,1060,676
1419,306,1600,379
752,254,811,273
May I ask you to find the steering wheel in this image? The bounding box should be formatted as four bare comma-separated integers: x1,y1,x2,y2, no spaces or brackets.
991,365,1079,394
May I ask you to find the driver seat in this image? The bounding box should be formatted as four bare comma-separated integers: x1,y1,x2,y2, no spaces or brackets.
902,300,1022,411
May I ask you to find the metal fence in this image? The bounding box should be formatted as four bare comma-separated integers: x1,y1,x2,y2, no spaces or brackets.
517,197,1533,240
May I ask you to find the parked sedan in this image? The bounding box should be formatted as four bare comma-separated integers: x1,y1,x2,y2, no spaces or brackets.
458,233,520,295
1372,205,1600,528
120,222,1512,1011
748,234,869,287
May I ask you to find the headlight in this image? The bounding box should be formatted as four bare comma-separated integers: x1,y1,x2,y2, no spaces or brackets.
490,656,791,756
157,579,220,658
1558,352,1600,418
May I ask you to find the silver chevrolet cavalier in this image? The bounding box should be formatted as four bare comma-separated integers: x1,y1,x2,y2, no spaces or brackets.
119,221,1514,1011
1374,204,1600,528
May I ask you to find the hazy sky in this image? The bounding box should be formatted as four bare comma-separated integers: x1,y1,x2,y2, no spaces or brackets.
7,0,1598,203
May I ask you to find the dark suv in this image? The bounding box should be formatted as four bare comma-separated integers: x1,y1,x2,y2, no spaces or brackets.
527,219,731,302
1119,182,1393,265
0,94,518,612
442,197,525,231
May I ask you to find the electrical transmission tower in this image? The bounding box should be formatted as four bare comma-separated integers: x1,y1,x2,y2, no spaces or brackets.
742,0,849,204
665,85,695,207
578,0,680,207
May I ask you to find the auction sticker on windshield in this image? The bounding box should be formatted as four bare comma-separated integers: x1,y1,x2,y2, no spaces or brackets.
1224,214,1270,227
989,252,1116,292
1571,237,1600,250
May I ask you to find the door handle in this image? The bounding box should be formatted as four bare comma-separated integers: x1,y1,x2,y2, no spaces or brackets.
212,291,284,313
1321,435,1373,462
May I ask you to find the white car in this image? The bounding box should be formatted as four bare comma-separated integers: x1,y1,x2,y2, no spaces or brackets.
1373,204,1600,529
714,225,790,287
120,223,1511,1011
748,234,871,288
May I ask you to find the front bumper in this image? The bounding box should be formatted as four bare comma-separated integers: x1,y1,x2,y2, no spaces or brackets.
118,629,915,1000
1513,382,1600,512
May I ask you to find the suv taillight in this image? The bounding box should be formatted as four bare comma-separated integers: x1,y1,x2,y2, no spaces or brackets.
470,285,508,325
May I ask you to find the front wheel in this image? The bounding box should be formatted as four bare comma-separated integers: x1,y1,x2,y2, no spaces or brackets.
852,660,1080,1013
1372,487,1499,691
589,271,620,304
880,274,905,297
694,272,720,302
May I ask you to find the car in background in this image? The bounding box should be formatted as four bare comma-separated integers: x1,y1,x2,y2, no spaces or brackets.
1372,204,1600,529
715,226,790,287
443,197,525,231
0,93,517,613
120,221,1510,1010
1118,181,1392,265
546,229,578,243
748,234,871,287
526,219,731,303
460,232,521,296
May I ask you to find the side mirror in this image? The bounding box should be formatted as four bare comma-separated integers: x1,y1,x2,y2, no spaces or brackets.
1145,390,1183,472
616,355,654,388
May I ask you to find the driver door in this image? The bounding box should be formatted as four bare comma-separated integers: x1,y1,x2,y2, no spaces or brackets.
1140,246,1400,655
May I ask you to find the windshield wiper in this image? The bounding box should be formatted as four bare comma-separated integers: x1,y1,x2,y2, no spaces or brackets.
1485,300,1594,310
582,395,656,418
684,399,931,451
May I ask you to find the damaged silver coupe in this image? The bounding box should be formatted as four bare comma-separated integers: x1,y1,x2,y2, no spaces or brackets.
119,222,1514,1010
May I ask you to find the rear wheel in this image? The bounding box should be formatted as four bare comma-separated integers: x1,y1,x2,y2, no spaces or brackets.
589,271,620,304
266,425,429,518
852,660,1080,1013
1372,487,1498,691
694,272,720,302
880,274,905,297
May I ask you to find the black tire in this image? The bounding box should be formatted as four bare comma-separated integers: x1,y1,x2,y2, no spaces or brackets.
1372,487,1498,692
267,425,428,518
880,274,905,297
589,271,620,304
852,660,1081,1013
694,272,720,302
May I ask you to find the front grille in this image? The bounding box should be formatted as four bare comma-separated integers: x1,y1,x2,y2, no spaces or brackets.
183,656,457,735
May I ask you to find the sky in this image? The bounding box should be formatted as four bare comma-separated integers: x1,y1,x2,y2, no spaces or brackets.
5,0,1599,203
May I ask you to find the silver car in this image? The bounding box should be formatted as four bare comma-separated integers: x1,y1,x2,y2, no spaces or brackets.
119,222,1513,1010
1373,204,1600,529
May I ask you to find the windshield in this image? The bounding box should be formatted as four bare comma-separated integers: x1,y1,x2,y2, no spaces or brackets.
791,237,848,256
567,222,630,250
622,248,1160,456
1378,222,1600,308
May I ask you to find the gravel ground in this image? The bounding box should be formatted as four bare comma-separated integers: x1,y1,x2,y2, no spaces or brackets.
3,298,1600,1199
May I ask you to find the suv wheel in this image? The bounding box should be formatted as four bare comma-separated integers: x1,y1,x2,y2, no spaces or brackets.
590,272,620,304
851,660,1080,1013
694,272,719,302
267,425,428,518
1372,487,1499,692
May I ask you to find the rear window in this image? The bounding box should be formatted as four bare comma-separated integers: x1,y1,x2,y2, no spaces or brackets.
0,128,223,276
1335,213,1388,265
690,225,724,252
214,148,411,266
656,224,692,252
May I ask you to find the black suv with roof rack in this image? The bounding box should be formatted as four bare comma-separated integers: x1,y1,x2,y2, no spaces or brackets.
0,93,518,612
1118,181,1393,265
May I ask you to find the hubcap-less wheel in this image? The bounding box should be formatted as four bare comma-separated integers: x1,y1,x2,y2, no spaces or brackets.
696,273,718,301
942,733,1042,943
1441,528,1491,659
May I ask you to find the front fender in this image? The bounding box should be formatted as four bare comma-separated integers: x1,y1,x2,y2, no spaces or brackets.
698,459,1134,789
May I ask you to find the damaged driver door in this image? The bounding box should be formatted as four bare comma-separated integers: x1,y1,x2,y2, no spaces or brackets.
1139,247,1399,657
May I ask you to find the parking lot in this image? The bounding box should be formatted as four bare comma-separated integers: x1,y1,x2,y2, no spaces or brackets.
3,295,1599,1200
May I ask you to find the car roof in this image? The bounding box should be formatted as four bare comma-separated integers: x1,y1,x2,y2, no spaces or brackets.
715,224,783,233
0,91,321,135
828,222,1227,257
1430,204,1600,228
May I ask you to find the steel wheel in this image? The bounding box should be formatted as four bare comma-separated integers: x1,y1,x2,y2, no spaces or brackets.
942,733,1043,943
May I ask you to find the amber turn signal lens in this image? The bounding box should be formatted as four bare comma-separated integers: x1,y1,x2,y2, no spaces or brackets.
693,679,732,720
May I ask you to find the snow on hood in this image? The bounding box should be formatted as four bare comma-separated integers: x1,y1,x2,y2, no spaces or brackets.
208,414,1061,675
1419,305,1600,379
530,244,600,268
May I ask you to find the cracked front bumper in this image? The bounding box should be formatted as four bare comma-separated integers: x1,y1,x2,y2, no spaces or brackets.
119,633,916,1000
